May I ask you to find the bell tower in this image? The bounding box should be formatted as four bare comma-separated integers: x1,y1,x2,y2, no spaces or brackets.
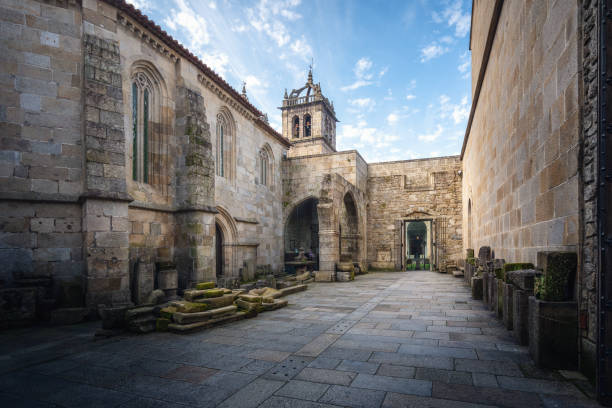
280,68,338,158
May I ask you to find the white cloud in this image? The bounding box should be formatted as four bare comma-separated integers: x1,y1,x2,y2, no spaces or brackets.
164,0,210,50
420,42,448,62
406,94,416,101
418,125,444,142
384,88,393,101
387,113,399,125
458,51,470,78
342,57,377,91
378,66,389,78
439,94,469,124
201,50,229,76
126,0,150,11
290,36,312,61
349,98,376,111
209,2,217,9
440,35,454,44
432,0,471,38
247,0,304,47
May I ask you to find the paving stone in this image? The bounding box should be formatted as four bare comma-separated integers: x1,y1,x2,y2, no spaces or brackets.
319,384,386,408
382,392,496,408
275,379,330,401
200,370,256,392
369,351,453,370
0,392,58,407
472,373,498,388
308,357,341,369
398,344,477,359
116,396,193,408
335,339,400,352
295,367,357,385
295,333,340,357
496,375,584,396
376,364,416,378
163,365,218,384
45,382,133,408
238,359,277,375
454,358,524,377
337,359,379,374
475,349,532,363
263,355,314,381
260,395,343,408
415,368,473,385
217,378,285,408
351,373,432,396
319,347,372,362
247,349,292,362
431,382,542,408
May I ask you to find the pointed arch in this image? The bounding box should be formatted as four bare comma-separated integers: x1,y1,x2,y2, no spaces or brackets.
215,206,238,280
292,115,300,138
216,107,236,181
258,143,275,187
129,60,169,192
304,113,312,137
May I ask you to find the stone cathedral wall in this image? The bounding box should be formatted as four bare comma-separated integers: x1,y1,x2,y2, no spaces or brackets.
463,0,580,264
367,156,463,270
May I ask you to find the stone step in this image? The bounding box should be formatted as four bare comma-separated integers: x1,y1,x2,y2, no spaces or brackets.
168,311,247,333
192,293,236,308
261,299,288,312
172,305,237,324
452,271,465,278
278,284,307,297
125,306,155,320
127,316,156,333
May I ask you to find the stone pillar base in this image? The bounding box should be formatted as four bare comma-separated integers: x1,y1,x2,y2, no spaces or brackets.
315,271,335,282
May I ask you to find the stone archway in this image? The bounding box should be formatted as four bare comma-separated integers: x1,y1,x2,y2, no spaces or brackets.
284,197,319,270
215,206,238,284
340,192,359,263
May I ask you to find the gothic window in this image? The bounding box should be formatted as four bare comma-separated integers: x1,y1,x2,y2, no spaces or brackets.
259,150,268,186
324,117,331,141
131,72,153,183
258,144,274,188
216,108,235,180
304,114,311,137
293,116,300,138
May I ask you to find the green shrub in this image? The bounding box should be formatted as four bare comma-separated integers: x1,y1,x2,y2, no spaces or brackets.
501,263,534,282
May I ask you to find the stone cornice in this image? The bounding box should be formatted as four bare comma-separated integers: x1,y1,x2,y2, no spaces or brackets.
117,13,179,63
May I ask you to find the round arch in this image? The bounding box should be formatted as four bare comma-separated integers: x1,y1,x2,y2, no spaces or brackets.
215,206,238,280
284,196,319,268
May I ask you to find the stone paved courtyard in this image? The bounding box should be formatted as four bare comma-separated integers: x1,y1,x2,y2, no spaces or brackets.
0,272,600,407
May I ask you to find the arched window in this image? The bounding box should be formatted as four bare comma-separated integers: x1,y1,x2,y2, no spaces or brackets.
216,108,235,180
258,144,274,187
304,114,311,137
131,72,153,183
259,150,268,185
292,116,300,138
324,117,330,140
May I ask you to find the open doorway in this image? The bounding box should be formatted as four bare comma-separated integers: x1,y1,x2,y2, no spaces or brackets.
284,197,319,272
215,222,224,278
405,220,432,270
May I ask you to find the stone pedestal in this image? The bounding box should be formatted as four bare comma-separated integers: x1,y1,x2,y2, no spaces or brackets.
528,297,578,369
315,271,335,282
471,277,483,300
513,289,530,345
134,260,154,305
158,268,178,299
175,211,215,290
496,279,503,318
489,275,496,311
502,283,513,329
482,272,489,305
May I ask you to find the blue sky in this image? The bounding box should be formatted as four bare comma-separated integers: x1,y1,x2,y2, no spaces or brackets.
129,0,472,162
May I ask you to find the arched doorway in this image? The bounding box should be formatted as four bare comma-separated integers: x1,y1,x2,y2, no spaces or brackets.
340,192,359,262
405,220,432,270
285,197,319,269
215,222,224,278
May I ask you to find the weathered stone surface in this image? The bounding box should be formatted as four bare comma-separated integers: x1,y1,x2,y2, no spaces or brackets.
506,269,541,291
529,297,578,370
173,305,237,324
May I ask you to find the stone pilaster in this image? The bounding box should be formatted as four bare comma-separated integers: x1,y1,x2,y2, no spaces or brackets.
174,87,215,289
81,33,131,310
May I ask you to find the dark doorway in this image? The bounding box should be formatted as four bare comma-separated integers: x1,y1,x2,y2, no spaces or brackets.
215,223,224,278
340,193,359,262
405,220,432,270
285,197,319,270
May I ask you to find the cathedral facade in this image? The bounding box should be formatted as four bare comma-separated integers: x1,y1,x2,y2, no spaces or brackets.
0,0,462,314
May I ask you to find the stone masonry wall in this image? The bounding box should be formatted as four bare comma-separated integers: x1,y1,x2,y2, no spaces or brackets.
579,0,598,380
367,156,462,269
463,0,581,264
0,0,85,304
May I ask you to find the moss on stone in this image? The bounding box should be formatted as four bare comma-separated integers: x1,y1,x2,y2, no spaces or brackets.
494,268,503,280
195,281,215,290
538,252,577,301
501,263,534,282
174,302,208,313
159,306,176,319
466,257,476,266
466,249,475,258
350,270,355,280
156,318,170,331
202,288,224,298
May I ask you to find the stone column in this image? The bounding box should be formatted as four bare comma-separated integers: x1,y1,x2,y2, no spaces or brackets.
81,34,131,311
174,87,215,289
317,175,340,281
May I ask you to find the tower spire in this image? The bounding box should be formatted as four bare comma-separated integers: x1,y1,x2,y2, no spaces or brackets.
241,81,248,100
307,59,313,84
